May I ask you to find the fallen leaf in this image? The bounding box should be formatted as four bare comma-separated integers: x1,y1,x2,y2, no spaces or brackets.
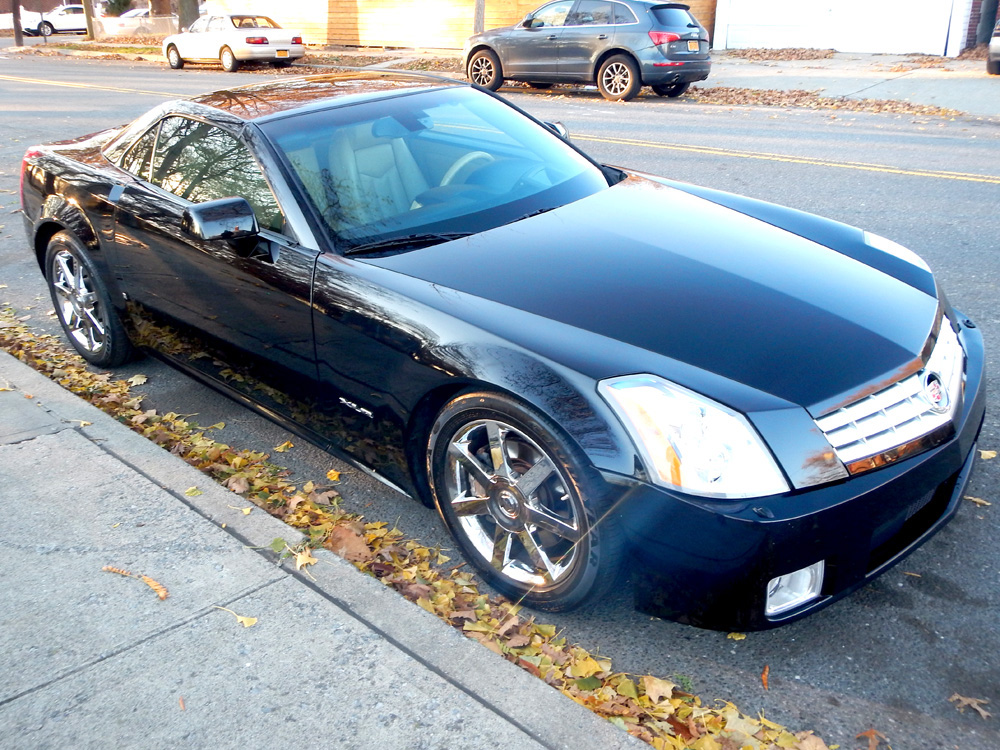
979,450,996,460
761,664,770,690
642,675,677,703
274,440,294,453
727,632,746,641
325,524,373,562
964,495,991,507
178,696,185,711
294,548,318,570
227,504,252,515
213,605,257,628
793,730,831,750
856,728,888,750
127,374,147,386
225,476,249,494
949,693,991,719
903,571,922,577
326,469,341,482
184,487,203,496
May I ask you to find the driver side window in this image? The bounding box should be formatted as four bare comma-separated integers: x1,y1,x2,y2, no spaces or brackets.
148,116,285,233
187,17,208,33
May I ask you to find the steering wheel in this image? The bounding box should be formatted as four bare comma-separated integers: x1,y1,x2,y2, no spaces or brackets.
440,151,495,186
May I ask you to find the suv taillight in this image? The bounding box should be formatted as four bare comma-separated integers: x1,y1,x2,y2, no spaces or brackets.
649,31,681,46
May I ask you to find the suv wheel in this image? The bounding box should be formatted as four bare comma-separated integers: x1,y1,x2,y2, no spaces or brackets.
598,55,641,102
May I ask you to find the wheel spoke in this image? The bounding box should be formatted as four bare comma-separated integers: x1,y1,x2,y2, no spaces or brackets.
450,491,490,518
525,503,581,543
491,527,514,570
518,529,559,583
485,420,512,478
515,456,554,497
448,441,495,490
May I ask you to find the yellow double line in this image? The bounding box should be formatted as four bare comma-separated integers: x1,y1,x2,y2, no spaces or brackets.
2,73,997,185
574,133,1000,185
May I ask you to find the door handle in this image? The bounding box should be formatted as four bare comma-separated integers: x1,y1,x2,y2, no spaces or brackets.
547,34,557,40
597,34,607,40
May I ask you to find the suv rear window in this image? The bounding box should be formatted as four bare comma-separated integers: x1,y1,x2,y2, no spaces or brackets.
650,5,697,27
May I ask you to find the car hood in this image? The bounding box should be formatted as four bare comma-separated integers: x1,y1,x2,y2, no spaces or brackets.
365,176,939,412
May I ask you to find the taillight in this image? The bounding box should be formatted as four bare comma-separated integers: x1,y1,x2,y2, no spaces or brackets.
245,36,269,44
291,36,302,45
648,30,681,45
20,148,41,206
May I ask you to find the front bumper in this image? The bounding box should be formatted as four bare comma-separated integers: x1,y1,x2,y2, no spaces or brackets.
613,320,986,630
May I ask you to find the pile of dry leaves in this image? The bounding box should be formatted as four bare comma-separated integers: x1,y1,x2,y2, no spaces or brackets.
687,85,963,117
725,48,836,61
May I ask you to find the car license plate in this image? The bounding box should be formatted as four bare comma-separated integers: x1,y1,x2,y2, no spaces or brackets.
276,50,289,58
687,40,699,52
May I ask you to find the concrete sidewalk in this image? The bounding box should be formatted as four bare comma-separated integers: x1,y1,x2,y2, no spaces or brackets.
0,350,638,749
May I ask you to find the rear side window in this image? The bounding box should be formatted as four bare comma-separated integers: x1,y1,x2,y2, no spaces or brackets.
567,1,614,25
650,5,698,27
612,3,637,24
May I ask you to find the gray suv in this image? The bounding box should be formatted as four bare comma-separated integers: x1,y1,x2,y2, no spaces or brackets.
464,1,711,101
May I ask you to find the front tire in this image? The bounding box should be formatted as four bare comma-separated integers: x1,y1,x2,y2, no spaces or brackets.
428,391,623,611
45,231,133,367
166,45,184,69
220,46,240,72
468,49,503,91
598,54,641,101
653,81,690,98
38,21,54,37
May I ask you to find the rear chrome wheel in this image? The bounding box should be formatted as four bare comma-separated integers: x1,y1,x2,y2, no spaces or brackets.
45,231,133,367
598,54,641,101
429,391,623,610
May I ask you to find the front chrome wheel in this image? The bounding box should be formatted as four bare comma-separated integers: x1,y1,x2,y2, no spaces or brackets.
429,391,623,611
468,49,502,91
444,418,582,589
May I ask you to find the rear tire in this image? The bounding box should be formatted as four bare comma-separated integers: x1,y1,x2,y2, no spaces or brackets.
220,46,240,73
44,231,133,367
988,58,1000,76
652,81,690,98
166,45,184,69
597,54,641,101
468,49,503,91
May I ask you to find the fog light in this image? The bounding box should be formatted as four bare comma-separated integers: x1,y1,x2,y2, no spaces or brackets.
765,561,824,617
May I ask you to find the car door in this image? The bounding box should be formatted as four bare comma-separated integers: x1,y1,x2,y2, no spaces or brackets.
56,6,86,33
109,115,322,423
559,0,616,79
501,0,574,79
175,15,209,58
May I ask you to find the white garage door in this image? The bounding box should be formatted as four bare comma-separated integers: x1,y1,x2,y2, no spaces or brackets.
716,0,970,56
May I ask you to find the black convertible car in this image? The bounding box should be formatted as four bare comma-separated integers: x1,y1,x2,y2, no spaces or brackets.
20,73,985,630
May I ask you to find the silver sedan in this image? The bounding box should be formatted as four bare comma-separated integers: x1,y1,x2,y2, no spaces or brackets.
162,14,304,72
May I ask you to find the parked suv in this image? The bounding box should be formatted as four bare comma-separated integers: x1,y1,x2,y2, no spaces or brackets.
464,0,710,101
988,18,999,76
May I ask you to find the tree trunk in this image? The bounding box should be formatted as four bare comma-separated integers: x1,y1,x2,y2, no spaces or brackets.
150,0,172,16
12,2,24,47
177,0,200,30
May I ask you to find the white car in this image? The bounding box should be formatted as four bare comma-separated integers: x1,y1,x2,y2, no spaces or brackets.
99,8,176,36
162,14,304,72
22,4,89,37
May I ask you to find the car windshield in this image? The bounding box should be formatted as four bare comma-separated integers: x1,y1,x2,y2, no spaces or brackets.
259,86,610,253
230,15,280,28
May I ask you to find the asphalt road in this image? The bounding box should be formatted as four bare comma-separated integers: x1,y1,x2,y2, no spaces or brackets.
1,53,998,750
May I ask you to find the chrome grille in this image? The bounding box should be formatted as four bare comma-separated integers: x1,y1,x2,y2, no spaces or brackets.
815,319,965,470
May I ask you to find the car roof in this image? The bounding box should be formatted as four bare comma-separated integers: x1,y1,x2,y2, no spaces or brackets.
186,72,465,123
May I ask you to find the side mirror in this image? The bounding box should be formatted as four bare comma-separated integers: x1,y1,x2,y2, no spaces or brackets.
528,18,545,28
181,197,258,241
544,121,569,140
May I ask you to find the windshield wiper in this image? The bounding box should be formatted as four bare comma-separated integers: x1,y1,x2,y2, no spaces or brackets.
507,206,556,225
343,232,472,256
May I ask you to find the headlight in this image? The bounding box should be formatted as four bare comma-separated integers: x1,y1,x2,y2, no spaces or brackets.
598,374,789,499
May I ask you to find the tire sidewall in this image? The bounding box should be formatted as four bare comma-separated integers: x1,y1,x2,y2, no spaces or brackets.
427,390,609,610
468,50,503,92
167,46,183,69
221,47,238,72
